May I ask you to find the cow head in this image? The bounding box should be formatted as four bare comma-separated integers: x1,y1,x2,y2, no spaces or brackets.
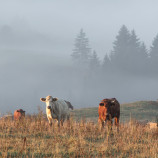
40,95,58,110
99,99,115,121
40,96,58,102
17,109,25,113
14,109,25,120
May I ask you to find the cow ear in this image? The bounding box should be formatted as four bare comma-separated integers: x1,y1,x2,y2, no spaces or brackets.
110,100,115,106
52,98,58,101
40,98,46,102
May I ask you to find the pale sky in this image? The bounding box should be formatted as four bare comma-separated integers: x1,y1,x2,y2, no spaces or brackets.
0,0,158,59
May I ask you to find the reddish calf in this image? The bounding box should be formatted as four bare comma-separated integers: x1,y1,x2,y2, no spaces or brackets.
14,109,25,120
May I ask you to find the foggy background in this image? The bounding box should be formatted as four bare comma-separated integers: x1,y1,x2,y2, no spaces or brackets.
0,0,158,115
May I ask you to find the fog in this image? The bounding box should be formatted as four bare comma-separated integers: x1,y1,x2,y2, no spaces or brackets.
0,0,158,115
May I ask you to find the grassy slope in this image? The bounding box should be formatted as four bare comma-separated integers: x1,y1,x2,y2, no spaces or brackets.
72,101,158,122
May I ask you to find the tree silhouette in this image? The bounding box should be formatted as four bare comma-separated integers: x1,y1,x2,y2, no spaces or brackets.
71,29,91,67
138,42,149,74
89,50,100,71
139,42,148,59
102,54,111,73
150,34,158,59
149,34,158,74
127,30,141,73
110,26,149,74
110,25,131,72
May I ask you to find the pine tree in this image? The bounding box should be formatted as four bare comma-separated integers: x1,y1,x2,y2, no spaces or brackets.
127,30,141,72
139,42,148,59
128,30,140,56
71,29,91,66
111,26,148,74
89,50,100,71
102,54,111,72
110,25,131,71
149,34,158,73
136,42,149,74
150,34,158,59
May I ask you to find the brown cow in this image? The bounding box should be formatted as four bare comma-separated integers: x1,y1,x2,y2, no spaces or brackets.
98,98,120,129
14,109,25,120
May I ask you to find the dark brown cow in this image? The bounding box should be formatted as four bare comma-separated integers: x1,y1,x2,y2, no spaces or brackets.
98,98,120,129
14,109,25,120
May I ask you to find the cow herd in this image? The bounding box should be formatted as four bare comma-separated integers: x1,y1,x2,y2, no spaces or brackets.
1,95,157,130
39,95,121,128
5,95,120,129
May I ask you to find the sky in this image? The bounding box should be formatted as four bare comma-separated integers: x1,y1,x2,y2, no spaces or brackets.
0,0,158,59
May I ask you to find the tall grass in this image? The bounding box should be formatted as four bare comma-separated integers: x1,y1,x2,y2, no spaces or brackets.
0,112,157,157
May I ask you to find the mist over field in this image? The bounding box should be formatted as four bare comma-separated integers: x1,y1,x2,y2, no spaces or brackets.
0,0,158,114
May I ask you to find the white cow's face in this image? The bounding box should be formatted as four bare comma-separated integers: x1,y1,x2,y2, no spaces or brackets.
45,96,53,109
40,95,53,109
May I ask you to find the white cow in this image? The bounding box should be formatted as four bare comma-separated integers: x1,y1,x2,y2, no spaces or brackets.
40,95,73,126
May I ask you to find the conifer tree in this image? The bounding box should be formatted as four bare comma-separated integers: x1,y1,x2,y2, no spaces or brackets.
110,25,131,71
102,54,111,72
71,29,91,66
150,34,158,59
89,50,100,71
149,34,158,73
139,42,148,59
127,30,141,72
138,42,149,74
110,26,148,74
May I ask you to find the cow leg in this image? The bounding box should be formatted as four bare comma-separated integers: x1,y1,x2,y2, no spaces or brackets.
67,114,70,121
107,114,113,131
114,117,119,126
114,117,119,132
58,121,60,127
49,122,52,126
102,121,105,128
57,117,61,127
107,120,112,130
48,117,52,126
61,118,64,126
61,115,66,126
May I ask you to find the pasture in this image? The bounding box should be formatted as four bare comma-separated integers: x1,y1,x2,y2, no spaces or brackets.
0,101,158,157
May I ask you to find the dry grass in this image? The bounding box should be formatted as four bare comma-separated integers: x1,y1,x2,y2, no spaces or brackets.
0,112,157,158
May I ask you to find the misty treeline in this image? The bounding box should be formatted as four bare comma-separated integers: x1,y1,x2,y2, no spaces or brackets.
1,25,158,114
68,25,158,107
72,25,158,76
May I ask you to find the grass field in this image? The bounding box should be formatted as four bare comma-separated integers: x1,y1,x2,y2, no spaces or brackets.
0,101,158,157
